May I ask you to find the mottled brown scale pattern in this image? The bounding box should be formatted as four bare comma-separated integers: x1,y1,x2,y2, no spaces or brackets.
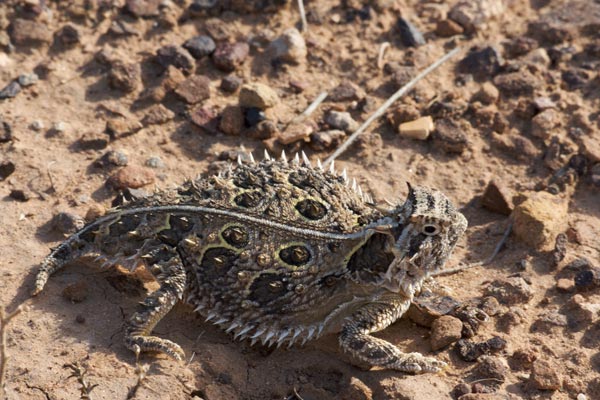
32,156,467,374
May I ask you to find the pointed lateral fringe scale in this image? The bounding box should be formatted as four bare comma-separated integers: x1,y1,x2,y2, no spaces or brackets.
234,325,253,340
329,160,335,174
341,168,348,182
293,152,300,164
301,151,311,167
280,149,287,163
248,152,255,164
237,154,243,165
316,159,323,170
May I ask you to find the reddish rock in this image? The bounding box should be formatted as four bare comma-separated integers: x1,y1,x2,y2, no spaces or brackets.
10,18,52,46
108,62,140,93
126,0,161,17
175,75,211,104
219,105,244,135
430,315,463,350
530,359,561,391
108,165,156,190
142,104,175,125
212,42,249,72
480,180,512,215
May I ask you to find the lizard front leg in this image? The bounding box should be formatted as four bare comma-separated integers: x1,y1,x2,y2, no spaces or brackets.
124,247,187,361
339,295,447,373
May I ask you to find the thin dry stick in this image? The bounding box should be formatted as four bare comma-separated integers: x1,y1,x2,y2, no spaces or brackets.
0,305,25,399
432,219,513,277
323,46,462,167
290,91,328,125
297,0,308,33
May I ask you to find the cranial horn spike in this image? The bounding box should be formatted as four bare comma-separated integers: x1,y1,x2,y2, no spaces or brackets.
280,150,288,163
248,152,255,164
237,154,243,165
351,178,357,191
293,153,300,164
264,149,271,160
316,159,323,170
341,168,347,181
328,160,335,174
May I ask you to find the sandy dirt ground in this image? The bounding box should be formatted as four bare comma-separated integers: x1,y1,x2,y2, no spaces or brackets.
1,0,600,399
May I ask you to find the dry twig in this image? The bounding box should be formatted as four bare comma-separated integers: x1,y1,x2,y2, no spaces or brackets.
126,359,149,400
64,362,99,400
0,305,24,399
297,0,308,33
324,46,462,166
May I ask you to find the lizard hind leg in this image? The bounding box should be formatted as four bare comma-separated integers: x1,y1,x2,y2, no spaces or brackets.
124,248,187,361
338,298,447,374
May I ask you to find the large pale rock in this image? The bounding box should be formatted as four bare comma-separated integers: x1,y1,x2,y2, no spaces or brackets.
512,192,568,250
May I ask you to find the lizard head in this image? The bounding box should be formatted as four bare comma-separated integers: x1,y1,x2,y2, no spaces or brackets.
380,184,468,296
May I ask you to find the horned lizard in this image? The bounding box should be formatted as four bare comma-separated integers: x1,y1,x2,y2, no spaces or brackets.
32,151,467,374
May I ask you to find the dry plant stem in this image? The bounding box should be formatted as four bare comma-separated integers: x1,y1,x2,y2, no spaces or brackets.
432,219,513,277
0,305,24,399
297,0,308,33
289,91,328,126
323,46,462,166
377,42,390,69
65,362,98,400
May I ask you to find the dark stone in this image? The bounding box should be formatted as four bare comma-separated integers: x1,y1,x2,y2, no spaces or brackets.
0,81,22,100
51,212,85,235
455,337,507,362
183,35,216,59
9,189,31,202
0,120,12,142
189,0,219,15
458,46,504,80
96,150,129,168
397,17,425,47
432,119,469,154
328,81,362,102
220,75,242,93
493,70,539,96
111,188,149,207
503,37,539,58
0,160,15,180
528,20,573,45
212,42,250,72
562,69,590,90
108,62,140,92
244,107,266,127
55,24,80,46
156,45,195,74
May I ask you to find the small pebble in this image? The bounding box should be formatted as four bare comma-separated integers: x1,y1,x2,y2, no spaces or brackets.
0,120,12,142
309,130,345,151
269,28,307,64
212,42,249,72
9,189,31,202
85,204,106,221
399,116,434,140
0,81,22,99
512,191,568,250
493,70,539,97
9,18,52,46
30,120,44,131
62,281,88,303
448,0,504,33
219,105,244,135
142,104,175,125
456,336,507,362
75,314,86,324
156,45,195,74
328,81,363,102
485,277,534,305
51,212,85,235
244,107,266,127
530,359,561,391
190,106,217,128
432,118,469,154
108,62,140,93
458,46,503,79
0,160,16,180
220,75,242,93
108,165,156,190
126,0,161,17
473,82,499,105
397,17,425,47
430,315,463,351
435,19,464,37
531,109,559,140
55,24,80,46
325,110,359,134
475,356,509,382
239,83,279,109
183,35,216,59
17,73,39,87
480,180,512,215
145,156,165,169
278,122,315,145
175,75,211,104
51,121,67,133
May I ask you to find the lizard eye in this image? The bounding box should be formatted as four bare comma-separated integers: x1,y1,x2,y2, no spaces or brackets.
422,223,440,236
